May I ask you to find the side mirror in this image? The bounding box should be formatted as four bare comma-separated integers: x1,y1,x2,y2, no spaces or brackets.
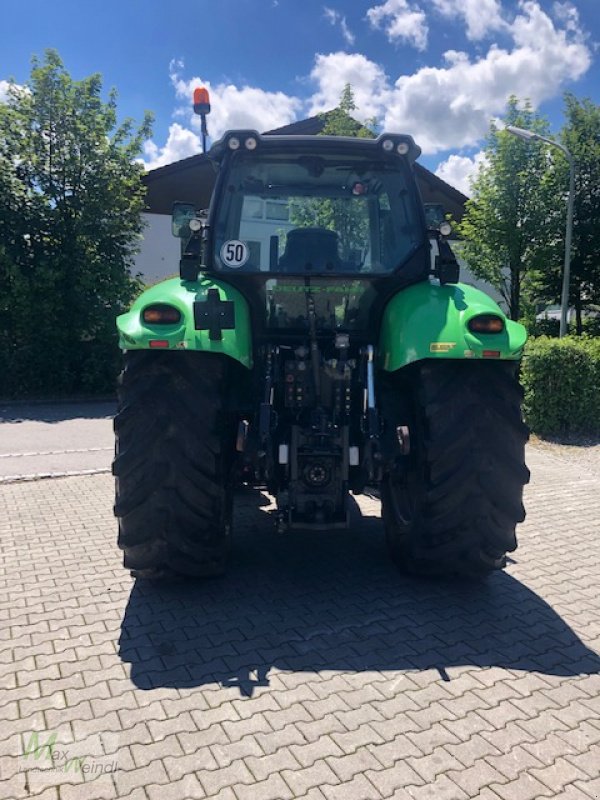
435,238,460,285
436,256,460,284
172,202,197,238
424,203,443,227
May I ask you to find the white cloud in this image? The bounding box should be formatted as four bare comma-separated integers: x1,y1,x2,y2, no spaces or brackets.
142,123,202,170
308,0,590,154
552,1,585,38
308,52,389,120
431,0,505,41
141,62,303,169
170,63,302,140
143,1,592,169
435,151,487,195
340,18,355,46
384,1,591,152
366,0,429,51
323,6,356,45
0,80,29,103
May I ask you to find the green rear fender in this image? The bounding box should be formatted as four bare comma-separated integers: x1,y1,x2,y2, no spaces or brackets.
116,277,253,368
379,281,527,371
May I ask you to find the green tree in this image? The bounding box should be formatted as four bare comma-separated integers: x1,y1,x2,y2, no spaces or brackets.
320,84,377,138
530,94,600,333
458,97,559,320
0,50,152,396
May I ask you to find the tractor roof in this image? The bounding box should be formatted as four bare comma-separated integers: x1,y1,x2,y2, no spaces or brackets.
208,130,422,164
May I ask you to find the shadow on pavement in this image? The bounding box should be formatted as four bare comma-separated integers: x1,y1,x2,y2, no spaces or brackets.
0,401,116,424
119,493,600,695
534,434,600,448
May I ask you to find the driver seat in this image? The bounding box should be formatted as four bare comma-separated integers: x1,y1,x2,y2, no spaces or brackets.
278,227,342,272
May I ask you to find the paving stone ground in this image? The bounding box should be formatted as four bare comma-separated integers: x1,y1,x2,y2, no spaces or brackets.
1,443,599,800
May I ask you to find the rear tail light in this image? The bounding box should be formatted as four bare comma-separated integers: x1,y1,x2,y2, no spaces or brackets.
468,314,505,334
142,305,181,324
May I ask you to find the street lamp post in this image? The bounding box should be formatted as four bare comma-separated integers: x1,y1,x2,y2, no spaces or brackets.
506,125,575,337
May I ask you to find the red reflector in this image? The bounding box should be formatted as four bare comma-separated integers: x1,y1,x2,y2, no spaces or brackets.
142,304,181,324
467,314,505,334
149,340,169,348
482,350,501,358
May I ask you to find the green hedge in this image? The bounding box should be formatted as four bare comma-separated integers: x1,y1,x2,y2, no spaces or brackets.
0,337,121,399
521,336,600,436
525,316,600,338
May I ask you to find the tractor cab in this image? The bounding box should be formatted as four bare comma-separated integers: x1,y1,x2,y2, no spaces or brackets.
173,130,439,343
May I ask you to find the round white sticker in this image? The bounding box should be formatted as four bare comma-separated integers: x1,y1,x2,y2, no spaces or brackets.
220,240,249,268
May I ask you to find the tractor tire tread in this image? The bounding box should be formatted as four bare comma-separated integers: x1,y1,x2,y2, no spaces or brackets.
114,350,234,578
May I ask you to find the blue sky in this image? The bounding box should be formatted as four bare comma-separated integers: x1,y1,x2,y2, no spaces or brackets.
1,0,598,193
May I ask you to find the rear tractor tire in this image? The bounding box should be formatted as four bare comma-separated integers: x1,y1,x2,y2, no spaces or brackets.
381,361,530,578
113,351,237,579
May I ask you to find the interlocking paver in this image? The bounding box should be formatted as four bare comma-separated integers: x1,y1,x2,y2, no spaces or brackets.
406,722,462,756
490,771,554,800
146,774,205,800
295,715,348,744
521,732,579,765
58,779,116,800
118,700,167,729
321,773,382,800
365,761,425,795
2,443,600,800
281,759,339,796
576,777,600,799
199,759,254,797
332,723,384,754
557,720,600,750
245,748,302,781
204,789,237,800
405,774,470,800
406,746,464,782
179,725,229,753
326,749,385,783
130,732,184,768
209,735,263,768
253,724,306,755
447,760,509,796
440,709,496,741
530,757,590,793
114,760,170,795
291,737,344,768
163,747,220,779
565,747,600,779
484,745,546,781
551,786,595,800
234,772,295,800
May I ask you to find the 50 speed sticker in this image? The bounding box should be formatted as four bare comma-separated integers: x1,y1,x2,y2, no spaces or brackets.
221,240,249,268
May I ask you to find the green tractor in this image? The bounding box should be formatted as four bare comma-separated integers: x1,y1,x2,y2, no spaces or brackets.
113,109,529,579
